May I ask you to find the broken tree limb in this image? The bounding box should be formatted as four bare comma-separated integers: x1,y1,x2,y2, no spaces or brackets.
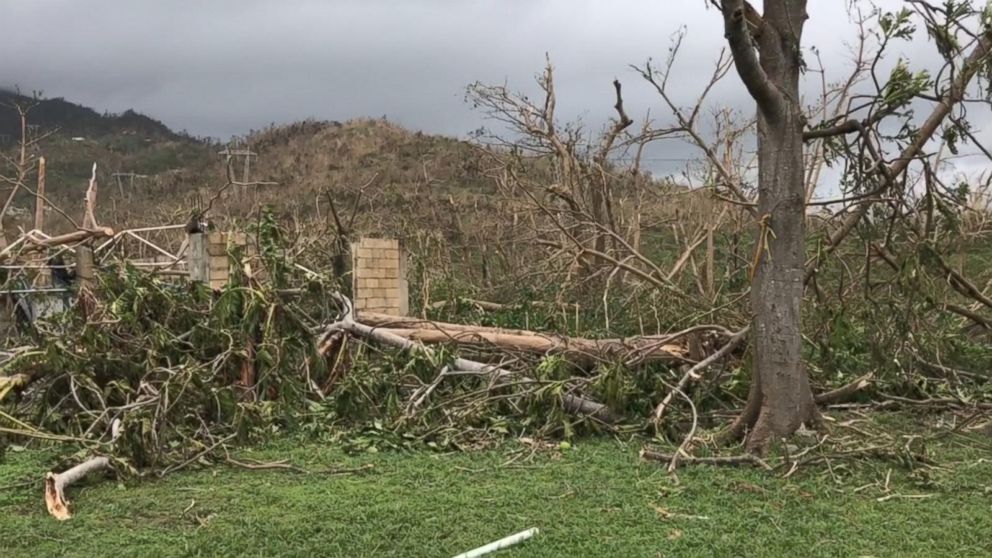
814,373,873,405
82,163,100,230
44,456,111,520
24,228,114,250
808,30,992,273
321,299,618,423
44,418,122,520
357,311,690,365
652,326,749,425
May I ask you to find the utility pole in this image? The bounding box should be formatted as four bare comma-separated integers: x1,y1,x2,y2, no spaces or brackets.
218,139,258,202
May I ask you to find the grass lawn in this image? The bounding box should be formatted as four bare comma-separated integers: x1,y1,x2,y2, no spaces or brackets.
2,414,992,557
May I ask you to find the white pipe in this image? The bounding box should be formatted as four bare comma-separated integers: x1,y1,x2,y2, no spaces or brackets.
452,528,539,558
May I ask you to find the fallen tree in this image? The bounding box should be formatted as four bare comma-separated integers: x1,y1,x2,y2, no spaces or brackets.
426,297,578,312
322,298,619,423
356,311,693,365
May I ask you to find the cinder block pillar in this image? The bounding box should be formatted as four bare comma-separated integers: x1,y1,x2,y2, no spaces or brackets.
351,238,408,316
188,232,249,290
206,232,230,290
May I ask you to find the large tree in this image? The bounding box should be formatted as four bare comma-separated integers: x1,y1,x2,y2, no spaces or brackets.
719,0,992,452
719,0,817,452
466,0,991,454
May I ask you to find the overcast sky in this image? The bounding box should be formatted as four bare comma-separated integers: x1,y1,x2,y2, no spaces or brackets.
1,0,987,184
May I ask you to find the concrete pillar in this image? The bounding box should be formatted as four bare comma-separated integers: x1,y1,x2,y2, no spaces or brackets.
351,237,408,316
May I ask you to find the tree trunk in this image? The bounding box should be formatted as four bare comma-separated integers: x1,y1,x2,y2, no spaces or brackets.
722,0,817,453
356,311,688,365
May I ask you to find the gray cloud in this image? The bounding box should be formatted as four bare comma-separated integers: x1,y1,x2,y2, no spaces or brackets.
2,0,986,184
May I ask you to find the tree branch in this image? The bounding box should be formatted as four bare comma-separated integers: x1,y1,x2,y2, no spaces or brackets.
818,29,992,258
722,0,783,117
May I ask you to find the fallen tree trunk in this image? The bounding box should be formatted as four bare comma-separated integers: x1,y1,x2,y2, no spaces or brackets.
359,312,560,337
357,312,690,365
322,302,618,423
427,297,577,312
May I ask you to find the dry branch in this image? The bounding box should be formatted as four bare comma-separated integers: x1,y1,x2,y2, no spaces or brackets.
34,156,45,232
81,162,103,231
32,228,113,247
652,327,749,424
814,373,873,405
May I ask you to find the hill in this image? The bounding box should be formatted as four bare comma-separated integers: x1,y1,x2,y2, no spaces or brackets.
0,93,685,260
243,118,499,225
0,91,215,233
0,89,182,141
0,91,529,238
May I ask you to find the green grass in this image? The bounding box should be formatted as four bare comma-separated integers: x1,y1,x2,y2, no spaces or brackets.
2,416,992,557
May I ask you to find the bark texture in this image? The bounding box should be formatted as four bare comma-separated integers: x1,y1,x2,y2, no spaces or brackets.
722,0,817,453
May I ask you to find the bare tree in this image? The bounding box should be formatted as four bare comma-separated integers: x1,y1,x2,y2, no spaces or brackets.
0,91,58,245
